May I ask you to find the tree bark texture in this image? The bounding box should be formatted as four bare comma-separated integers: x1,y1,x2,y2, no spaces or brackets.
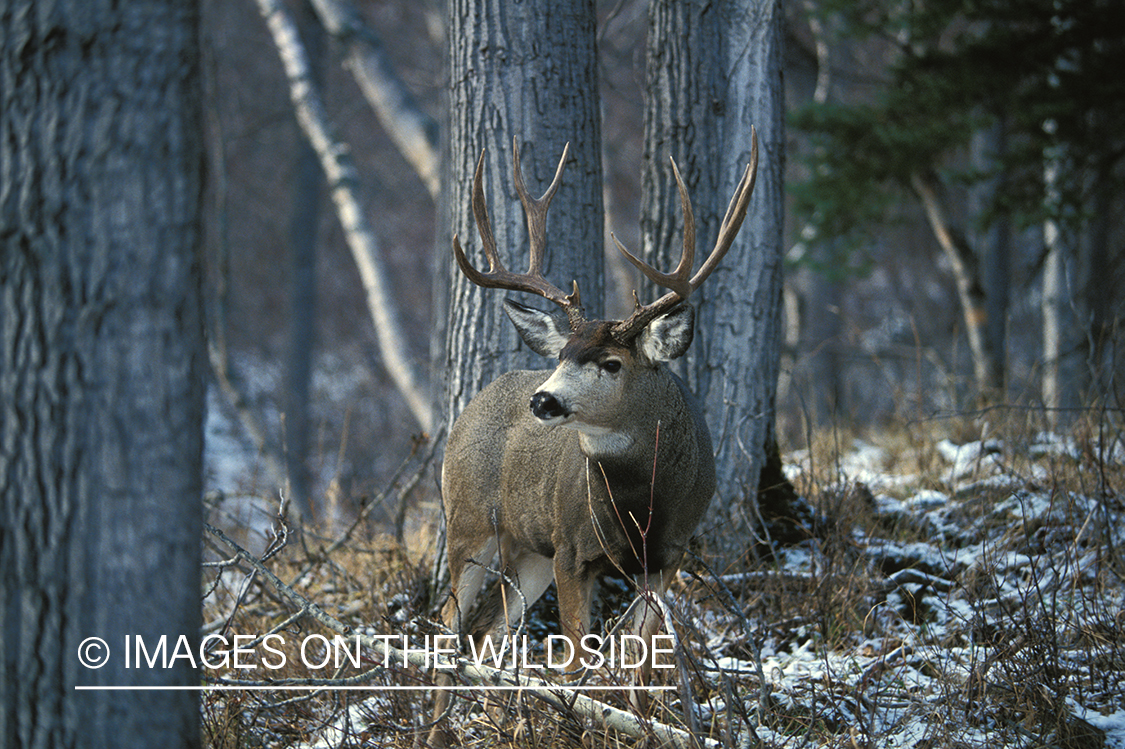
439,0,604,421
1,2,205,747
642,0,787,540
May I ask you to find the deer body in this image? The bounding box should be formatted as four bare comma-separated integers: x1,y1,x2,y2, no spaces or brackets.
431,133,757,743
443,331,715,639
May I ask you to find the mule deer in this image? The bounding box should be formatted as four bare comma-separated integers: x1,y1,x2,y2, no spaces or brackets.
432,131,758,738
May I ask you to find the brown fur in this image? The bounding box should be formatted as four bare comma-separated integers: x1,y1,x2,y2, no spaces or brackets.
430,331,714,744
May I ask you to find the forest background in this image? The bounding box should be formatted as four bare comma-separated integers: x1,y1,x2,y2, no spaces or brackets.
3,0,1122,746
201,0,1123,520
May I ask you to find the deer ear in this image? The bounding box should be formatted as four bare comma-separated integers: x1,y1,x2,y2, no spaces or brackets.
503,299,571,358
639,304,694,362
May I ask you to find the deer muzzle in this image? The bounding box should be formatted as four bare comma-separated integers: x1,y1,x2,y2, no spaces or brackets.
530,391,570,423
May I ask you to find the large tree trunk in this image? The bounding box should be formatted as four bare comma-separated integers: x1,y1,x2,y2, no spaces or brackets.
438,0,604,422
642,0,790,555
1,1,205,746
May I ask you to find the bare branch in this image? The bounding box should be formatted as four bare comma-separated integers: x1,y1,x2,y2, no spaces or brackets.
911,171,991,393
308,0,440,198
255,0,434,432
203,522,716,749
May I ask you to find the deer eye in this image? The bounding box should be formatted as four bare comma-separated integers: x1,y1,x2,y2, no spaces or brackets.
601,359,622,374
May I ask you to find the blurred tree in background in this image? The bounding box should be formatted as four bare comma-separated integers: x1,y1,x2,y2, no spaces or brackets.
199,0,1123,532
791,0,1125,411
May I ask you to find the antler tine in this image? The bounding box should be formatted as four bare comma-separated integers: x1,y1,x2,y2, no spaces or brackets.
513,138,570,278
452,143,584,325
453,151,506,287
613,157,695,300
611,126,760,343
689,126,759,288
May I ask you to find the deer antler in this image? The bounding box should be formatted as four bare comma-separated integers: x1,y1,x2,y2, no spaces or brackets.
610,126,759,343
452,139,584,328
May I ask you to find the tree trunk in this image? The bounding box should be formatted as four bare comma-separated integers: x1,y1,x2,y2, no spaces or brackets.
285,0,325,520
1041,145,1083,425
1082,166,1114,401
642,0,789,554
790,4,843,424
257,0,434,431
1,2,205,747
971,121,1011,400
911,171,996,402
309,0,441,198
438,0,604,422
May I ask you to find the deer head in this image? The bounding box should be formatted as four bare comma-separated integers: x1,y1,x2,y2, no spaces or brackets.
452,132,757,447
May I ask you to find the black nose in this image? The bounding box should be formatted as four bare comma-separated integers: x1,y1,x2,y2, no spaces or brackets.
530,391,568,420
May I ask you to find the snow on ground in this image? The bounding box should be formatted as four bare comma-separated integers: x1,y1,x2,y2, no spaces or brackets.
752,435,1125,748
209,421,1123,748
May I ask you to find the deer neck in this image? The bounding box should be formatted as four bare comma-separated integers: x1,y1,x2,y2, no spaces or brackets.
574,369,680,460
577,426,635,458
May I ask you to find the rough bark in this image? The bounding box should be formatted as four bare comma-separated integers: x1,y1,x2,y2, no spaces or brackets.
438,0,604,422
1,1,205,746
642,0,789,551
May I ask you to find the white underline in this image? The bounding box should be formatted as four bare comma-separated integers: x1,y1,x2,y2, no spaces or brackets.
75,684,675,692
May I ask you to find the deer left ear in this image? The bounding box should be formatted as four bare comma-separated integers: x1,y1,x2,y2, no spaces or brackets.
503,299,572,358
639,304,694,362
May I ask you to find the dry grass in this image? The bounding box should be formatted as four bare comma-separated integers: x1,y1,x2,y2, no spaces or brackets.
200,405,1124,748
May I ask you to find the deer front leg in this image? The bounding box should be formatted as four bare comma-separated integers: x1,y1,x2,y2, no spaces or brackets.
628,566,674,710
552,558,594,675
428,534,498,748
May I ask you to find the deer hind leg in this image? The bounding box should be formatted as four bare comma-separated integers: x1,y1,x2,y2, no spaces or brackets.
469,539,555,651
429,533,498,748
628,567,674,710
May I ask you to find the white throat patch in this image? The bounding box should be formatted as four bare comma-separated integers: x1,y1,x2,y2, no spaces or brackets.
574,424,634,456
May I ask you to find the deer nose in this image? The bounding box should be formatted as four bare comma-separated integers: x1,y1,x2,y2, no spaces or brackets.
530,391,569,421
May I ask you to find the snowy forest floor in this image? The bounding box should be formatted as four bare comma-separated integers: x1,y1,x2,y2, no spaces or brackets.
200,409,1125,748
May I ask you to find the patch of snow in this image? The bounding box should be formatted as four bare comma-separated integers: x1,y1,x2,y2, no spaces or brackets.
936,438,1003,479
905,489,948,510
1030,431,1080,459
1073,705,1125,749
